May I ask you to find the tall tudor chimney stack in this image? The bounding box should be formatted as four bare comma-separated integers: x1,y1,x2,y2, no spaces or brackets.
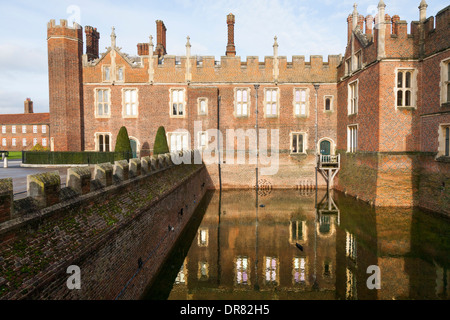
155,20,167,57
24,98,33,114
226,13,236,57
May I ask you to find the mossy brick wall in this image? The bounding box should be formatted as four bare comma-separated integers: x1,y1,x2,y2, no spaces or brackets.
0,164,209,300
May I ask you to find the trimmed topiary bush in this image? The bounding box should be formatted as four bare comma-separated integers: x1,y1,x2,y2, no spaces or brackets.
153,126,169,155
115,126,132,154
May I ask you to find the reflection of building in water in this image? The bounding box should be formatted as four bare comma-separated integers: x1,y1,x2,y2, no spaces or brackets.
168,190,338,300
165,190,449,300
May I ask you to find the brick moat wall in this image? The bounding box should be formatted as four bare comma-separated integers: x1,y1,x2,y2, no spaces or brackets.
205,152,328,190
0,163,209,300
336,151,450,216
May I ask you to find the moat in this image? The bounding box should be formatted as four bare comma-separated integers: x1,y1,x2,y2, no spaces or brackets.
144,189,450,300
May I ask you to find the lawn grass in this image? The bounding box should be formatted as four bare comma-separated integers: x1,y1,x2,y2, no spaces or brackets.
6,151,22,160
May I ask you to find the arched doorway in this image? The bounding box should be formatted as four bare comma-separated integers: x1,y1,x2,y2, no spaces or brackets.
320,140,331,156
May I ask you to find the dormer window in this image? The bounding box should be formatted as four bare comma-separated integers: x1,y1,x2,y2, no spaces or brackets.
117,66,124,82
346,58,352,75
355,51,362,70
103,66,111,82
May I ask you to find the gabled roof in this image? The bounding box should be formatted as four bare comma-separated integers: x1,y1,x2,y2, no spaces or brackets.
0,113,50,125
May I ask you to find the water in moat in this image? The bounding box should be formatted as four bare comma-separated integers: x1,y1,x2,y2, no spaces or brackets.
143,189,450,300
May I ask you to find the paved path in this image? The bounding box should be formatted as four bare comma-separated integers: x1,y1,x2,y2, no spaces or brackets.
0,160,77,200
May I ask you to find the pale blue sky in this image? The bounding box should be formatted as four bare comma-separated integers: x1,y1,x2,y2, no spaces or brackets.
0,0,447,114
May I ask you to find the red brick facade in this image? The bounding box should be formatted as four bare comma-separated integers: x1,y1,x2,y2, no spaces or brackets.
43,2,449,211
0,100,50,152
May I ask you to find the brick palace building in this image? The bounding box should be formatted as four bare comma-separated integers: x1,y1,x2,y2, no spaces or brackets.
3,0,449,213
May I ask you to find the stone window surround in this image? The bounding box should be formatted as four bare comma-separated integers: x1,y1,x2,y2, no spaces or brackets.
197,97,208,116
94,88,112,119
347,124,358,153
122,88,139,118
116,65,125,83
324,95,334,112
440,58,450,106
169,88,187,119
395,68,418,110
290,131,308,154
437,123,450,158
293,87,310,118
348,79,359,115
94,132,112,152
167,131,189,152
197,131,208,149
264,87,280,118
102,65,111,83
234,87,251,118
354,50,362,71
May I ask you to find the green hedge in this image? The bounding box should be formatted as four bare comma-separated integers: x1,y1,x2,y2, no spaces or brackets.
23,152,132,165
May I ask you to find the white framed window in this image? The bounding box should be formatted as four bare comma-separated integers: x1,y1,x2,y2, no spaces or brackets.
170,89,186,118
235,88,250,117
236,257,250,285
22,126,26,134
198,261,209,280
42,138,47,147
95,133,111,152
12,138,16,147
198,229,209,247
198,131,208,149
324,96,334,112
12,126,16,134
347,125,358,153
103,65,111,82
33,125,38,134
33,138,38,146
440,59,450,105
1,126,5,134
293,257,307,284
123,89,138,117
168,132,189,152
290,132,307,154
2,138,6,147
22,138,26,147
294,88,309,117
396,69,417,108
198,98,208,116
346,231,357,261
348,80,358,115
95,89,111,118
42,125,47,134
117,66,124,82
264,88,279,117
264,256,279,284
